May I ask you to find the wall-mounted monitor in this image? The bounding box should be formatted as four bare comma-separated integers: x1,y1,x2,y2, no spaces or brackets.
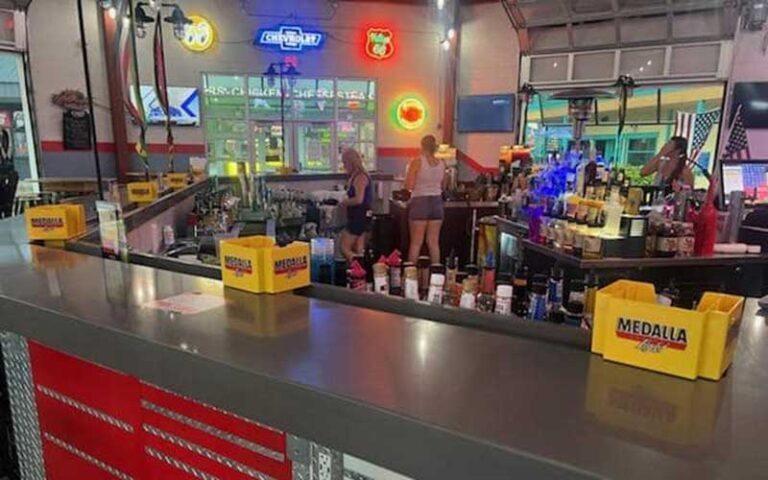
730,82,768,128
139,86,200,126
457,94,515,133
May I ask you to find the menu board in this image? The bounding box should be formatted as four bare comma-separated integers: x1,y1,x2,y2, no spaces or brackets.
63,111,92,150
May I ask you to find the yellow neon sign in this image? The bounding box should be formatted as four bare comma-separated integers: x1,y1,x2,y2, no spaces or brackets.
182,15,215,53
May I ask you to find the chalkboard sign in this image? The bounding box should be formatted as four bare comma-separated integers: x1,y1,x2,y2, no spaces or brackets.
63,110,92,150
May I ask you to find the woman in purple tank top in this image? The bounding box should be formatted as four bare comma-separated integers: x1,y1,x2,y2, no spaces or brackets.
340,148,372,262
405,135,446,263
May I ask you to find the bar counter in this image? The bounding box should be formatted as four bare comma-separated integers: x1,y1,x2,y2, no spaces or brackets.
2,216,768,479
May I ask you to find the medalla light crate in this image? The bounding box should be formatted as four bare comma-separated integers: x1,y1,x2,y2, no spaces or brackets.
220,236,310,294
591,280,744,381
127,181,159,204
25,204,86,241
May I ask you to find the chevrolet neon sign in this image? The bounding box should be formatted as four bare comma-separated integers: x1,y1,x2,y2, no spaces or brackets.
255,25,326,52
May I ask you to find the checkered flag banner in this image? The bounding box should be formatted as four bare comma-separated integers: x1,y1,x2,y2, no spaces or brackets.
725,104,751,161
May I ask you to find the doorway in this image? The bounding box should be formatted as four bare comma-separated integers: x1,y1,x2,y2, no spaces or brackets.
0,51,37,193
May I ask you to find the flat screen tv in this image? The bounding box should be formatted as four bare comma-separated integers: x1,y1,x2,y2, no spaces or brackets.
457,94,515,133
730,82,768,128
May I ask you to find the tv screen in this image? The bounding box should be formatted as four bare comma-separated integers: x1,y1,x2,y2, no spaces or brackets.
458,94,515,133
731,82,768,128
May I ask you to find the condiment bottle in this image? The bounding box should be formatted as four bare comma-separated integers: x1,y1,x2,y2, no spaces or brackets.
494,282,513,315
427,264,446,305
449,272,466,307
347,260,367,291
373,260,389,295
417,256,431,299
655,221,677,258
465,264,479,293
445,254,458,290
678,222,695,257
459,277,477,310
403,264,419,300
387,250,403,296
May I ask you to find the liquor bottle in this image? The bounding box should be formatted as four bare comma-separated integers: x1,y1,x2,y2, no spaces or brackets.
546,267,564,320
363,248,376,292
602,189,623,237
527,274,548,321
563,279,585,327
511,264,529,317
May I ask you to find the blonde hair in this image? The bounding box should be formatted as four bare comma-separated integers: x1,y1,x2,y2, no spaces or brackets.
342,148,366,174
421,135,438,156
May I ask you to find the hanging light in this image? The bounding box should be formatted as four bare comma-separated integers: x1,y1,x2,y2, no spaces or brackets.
437,0,445,10
447,28,456,40
164,5,193,40
263,64,279,88
285,64,301,88
134,2,155,39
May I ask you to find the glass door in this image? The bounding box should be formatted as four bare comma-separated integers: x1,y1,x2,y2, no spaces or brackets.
251,121,289,173
295,122,332,172
0,52,38,194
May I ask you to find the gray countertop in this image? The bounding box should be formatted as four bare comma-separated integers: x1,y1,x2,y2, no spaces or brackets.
1,216,768,479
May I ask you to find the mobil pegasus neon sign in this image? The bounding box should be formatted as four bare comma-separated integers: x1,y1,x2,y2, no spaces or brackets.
254,25,326,52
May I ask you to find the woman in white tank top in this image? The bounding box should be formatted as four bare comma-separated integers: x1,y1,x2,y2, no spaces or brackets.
404,135,446,263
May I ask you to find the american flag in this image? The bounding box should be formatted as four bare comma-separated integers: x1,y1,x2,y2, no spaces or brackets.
724,104,751,161
673,109,720,163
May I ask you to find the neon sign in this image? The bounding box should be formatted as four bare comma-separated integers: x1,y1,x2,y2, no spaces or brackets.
255,25,326,52
395,97,427,130
365,28,394,60
182,15,215,53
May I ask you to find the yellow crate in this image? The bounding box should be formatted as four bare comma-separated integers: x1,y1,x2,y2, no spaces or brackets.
262,240,310,293
127,181,159,204
592,280,744,381
25,204,86,241
220,236,274,294
165,173,189,191
220,236,310,294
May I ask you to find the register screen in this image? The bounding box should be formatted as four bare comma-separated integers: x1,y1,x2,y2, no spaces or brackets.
723,164,768,201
